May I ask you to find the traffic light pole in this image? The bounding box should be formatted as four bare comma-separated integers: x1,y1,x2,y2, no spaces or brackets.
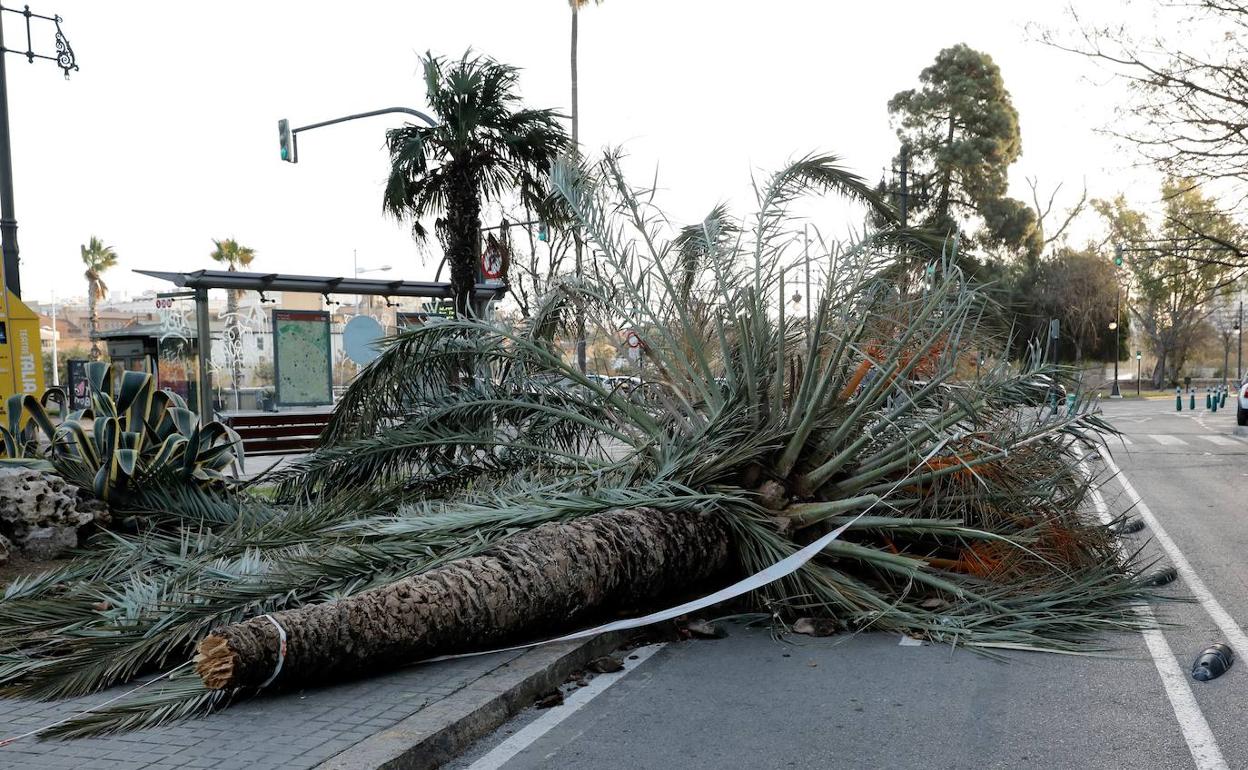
0,5,76,298
1110,284,1121,397
280,107,437,164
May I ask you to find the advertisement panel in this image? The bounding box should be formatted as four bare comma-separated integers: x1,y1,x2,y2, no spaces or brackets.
272,309,332,406
0,287,45,418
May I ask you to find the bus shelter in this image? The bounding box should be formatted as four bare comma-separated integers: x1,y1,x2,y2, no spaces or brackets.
136,269,505,418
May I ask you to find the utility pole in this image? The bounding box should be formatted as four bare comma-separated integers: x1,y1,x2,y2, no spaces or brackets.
0,5,77,298
1110,245,1123,398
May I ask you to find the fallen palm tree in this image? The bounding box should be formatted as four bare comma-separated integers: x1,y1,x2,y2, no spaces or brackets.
0,153,1147,738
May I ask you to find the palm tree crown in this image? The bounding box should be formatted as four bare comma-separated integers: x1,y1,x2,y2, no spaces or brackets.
81,235,119,361
209,238,256,272
81,236,118,296
383,51,569,317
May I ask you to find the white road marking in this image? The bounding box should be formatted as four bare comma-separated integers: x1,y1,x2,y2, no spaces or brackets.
1149,434,1189,446
898,635,923,647
1200,435,1239,447
1119,435,1134,446
1083,468,1228,770
1100,451,1248,665
466,644,665,770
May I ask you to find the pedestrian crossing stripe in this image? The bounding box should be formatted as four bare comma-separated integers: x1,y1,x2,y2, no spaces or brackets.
1200,435,1239,447
1149,434,1189,446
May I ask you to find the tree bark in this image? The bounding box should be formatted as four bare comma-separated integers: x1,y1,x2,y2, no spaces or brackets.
226,265,242,410
195,507,731,691
87,278,101,362
448,165,481,319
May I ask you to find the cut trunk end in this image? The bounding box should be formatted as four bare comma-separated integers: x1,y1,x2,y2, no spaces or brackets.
194,635,237,690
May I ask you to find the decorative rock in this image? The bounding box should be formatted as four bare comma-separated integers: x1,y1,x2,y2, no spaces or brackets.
21,526,78,560
0,467,104,559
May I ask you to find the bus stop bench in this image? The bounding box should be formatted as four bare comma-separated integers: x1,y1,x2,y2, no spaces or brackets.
224,412,332,458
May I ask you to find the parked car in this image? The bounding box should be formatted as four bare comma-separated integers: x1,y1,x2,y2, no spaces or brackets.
1017,374,1067,407
1238,378,1248,426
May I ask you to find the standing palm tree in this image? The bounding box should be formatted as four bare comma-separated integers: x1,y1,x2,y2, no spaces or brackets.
80,236,118,362
384,51,569,318
570,0,602,374
210,238,256,407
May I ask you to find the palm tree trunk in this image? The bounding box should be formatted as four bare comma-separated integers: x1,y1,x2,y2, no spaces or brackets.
88,280,101,362
227,285,242,412
195,507,730,691
448,166,481,319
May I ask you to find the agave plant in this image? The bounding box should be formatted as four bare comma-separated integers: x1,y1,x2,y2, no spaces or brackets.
0,362,243,503
0,393,58,470
0,152,1146,738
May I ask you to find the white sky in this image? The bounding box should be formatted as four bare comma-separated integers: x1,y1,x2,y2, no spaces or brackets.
8,0,1158,304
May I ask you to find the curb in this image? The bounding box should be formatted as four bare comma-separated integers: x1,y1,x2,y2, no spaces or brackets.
314,632,625,770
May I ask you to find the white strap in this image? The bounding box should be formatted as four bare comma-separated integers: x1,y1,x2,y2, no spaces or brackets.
258,613,288,690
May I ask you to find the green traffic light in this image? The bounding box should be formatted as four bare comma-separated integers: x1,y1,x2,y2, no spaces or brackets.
281,147,289,160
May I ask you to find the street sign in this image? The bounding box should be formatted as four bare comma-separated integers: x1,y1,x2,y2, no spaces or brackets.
625,330,641,349
481,234,508,281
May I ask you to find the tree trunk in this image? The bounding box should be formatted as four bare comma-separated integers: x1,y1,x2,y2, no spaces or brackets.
448,166,481,319
195,507,730,691
938,112,955,223
88,279,101,362
226,268,242,410
1151,352,1166,390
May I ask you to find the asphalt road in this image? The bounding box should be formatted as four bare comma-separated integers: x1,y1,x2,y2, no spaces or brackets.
448,399,1248,770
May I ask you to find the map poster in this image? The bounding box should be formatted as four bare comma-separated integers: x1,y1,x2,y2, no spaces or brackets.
273,309,332,406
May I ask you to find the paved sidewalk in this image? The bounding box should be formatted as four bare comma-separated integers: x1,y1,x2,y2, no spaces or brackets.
0,649,531,770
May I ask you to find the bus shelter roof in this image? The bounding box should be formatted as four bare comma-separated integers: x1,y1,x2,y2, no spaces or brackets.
134,269,505,300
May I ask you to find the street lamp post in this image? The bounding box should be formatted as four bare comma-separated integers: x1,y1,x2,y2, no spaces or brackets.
1136,351,1142,397
1109,245,1124,398
0,5,76,298
353,257,391,314
1237,300,1243,383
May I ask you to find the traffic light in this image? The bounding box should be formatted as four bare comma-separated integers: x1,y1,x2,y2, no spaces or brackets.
537,222,549,242
278,119,296,163
1113,244,1123,267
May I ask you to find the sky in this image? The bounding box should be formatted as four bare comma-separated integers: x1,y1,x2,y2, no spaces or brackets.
6,0,1160,305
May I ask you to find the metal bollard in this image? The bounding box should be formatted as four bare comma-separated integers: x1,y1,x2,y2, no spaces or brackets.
1177,387,1183,412
1206,388,1212,409
1221,388,1228,409
1212,387,1219,412
1190,387,1196,411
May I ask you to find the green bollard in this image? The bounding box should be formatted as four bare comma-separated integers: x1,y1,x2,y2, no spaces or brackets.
1212,390,1219,412
1206,388,1212,409
1221,388,1228,408
1177,387,1183,411
1191,388,1196,410
1066,392,1077,416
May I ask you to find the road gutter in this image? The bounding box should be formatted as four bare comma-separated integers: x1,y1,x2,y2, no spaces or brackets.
315,632,624,770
